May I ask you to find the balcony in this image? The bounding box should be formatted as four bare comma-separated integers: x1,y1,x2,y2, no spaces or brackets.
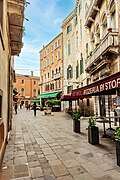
85,32,119,73
85,0,103,28
54,73,61,80
8,0,25,56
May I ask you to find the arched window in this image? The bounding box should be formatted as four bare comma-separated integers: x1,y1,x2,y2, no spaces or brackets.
52,55,54,63
101,12,107,37
67,65,73,79
58,50,61,59
21,88,24,96
109,0,116,29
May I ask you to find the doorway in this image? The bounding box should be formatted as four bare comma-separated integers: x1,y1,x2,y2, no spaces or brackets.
99,95,106,117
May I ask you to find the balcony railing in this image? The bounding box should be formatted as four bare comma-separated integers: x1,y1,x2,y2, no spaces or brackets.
54,73,61,80
85,32,119,70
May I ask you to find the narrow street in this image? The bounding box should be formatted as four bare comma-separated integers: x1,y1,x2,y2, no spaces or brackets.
0,109,120,180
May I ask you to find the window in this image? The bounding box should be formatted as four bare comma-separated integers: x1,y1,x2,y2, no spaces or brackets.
58,80,61,89
55,41,57,49
58,50,60,59
58,39,60,46
67,24,72,33
59,67,61,72
87,99,90,106
67,86,73,94
44,60,46,68
22,79,24,84
38,89,40,95
48,72,49,78
52,70,54,78
80,59,83,74
55,81,57,89
34,89,36,96
52,44,54,51
44,50,46,57
47,48,49,54
47,59,50,66
0,0,3,29
67,65,73,79
34,81,36,85
0,90,2,118
68,40,71,55
52,55,54,63
21,88,24,96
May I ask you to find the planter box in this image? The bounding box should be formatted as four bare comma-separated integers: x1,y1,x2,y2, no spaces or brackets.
116,140,120,166
73,120,80,133
88,126,99,145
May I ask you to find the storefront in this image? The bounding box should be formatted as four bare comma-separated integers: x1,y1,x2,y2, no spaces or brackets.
72,72,120,117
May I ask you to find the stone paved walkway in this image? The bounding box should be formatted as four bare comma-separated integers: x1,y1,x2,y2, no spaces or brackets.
0,109,120,180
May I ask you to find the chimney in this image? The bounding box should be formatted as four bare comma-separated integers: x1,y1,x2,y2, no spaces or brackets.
31,71,33,77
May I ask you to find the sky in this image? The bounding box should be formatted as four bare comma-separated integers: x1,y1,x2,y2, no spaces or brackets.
14,0,75,76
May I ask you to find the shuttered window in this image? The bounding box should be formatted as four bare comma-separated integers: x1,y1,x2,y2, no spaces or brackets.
80,59,83,74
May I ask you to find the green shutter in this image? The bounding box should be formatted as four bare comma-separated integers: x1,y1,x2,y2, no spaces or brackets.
76,65,79,79
80,60,83,74
70,66,73,78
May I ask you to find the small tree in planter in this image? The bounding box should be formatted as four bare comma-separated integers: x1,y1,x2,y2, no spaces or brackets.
88,117,99,145
72,112,81,133
115,127,120,166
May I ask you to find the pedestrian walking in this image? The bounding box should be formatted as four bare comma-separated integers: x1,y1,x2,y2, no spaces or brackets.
14,103,18,114
28,104,30,111
33,102,37,116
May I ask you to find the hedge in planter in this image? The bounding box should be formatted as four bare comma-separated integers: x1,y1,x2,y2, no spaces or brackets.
72,112,81,133
115,127,120,166
88,117,99,145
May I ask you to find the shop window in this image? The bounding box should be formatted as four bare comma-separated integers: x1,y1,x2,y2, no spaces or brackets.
87,99,90,106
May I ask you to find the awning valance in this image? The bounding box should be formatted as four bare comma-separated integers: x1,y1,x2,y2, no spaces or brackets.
37,91,61,99
31,99,40,103
61,94,91,101
72,72,120,97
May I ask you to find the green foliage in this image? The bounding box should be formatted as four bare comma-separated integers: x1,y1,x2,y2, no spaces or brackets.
88,116,96,126
40,106,43,111
72,112,80,121
115,127,120,141
46,99,61,107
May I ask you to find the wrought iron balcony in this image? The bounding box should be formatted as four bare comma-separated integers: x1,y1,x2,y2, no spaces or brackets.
85,31,119,72
8,0,25,56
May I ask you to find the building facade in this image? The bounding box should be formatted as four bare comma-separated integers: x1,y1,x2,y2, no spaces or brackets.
39,33,63,106
13,72,40,107
84,0,120,117
0,0,24,166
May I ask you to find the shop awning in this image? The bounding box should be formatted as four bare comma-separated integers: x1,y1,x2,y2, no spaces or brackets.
72,72,120,97
37,91,61,99
61,94,91,101
31,99,40,103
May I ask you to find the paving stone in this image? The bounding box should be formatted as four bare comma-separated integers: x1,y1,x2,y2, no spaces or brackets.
56,175,74,180
45,155,58,161
43,168,53,176
14,172,29,178
44,175,55,180
14,156,28,165
30,167,43,178
51,164,69,177
63,159,80,168
14,164,29,173
27,155,38,162
73,172,95,180
27,151,36,156
40,162,50,169
49,159,62,166
28,161,40,168
68,165,87,176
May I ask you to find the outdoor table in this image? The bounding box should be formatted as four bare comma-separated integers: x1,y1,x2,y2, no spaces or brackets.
96,117,110,138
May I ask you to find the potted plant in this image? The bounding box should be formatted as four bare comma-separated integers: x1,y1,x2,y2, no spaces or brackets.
88,116,99,145
115,127,120,166
72,112,81,133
